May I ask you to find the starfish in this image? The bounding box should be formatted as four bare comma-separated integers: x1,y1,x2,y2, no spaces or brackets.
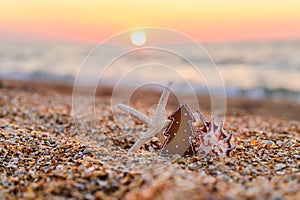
117,81,173,152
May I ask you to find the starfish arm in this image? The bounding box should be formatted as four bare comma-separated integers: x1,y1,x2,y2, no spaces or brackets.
163,120,171,129
155,81,173,121
129,129,154,152
117,103,152,125
155,120,170,144
157,132,165,144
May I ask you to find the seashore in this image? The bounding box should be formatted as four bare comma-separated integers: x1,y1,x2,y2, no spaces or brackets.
0,79,299,199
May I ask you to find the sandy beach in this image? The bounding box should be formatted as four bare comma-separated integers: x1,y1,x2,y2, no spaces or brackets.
0,79,299,199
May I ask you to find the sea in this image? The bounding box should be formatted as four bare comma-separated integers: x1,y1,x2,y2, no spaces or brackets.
0,40,299,103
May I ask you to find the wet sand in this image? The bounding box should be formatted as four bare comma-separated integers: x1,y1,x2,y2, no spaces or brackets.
0,79,299,199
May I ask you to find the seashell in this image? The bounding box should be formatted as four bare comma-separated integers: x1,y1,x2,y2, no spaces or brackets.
194,111,236,158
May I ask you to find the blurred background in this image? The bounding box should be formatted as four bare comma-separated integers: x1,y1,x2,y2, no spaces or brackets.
0,0,299,103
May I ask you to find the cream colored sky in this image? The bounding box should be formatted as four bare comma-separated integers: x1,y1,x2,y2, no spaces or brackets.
0,0,300,42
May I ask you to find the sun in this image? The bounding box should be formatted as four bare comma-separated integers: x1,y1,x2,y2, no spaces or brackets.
130,31,147,46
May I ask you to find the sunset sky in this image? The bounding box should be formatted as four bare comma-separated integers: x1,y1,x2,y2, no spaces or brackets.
0,0,300,43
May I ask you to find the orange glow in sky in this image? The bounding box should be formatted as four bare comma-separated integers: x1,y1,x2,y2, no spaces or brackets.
0,0,300,43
